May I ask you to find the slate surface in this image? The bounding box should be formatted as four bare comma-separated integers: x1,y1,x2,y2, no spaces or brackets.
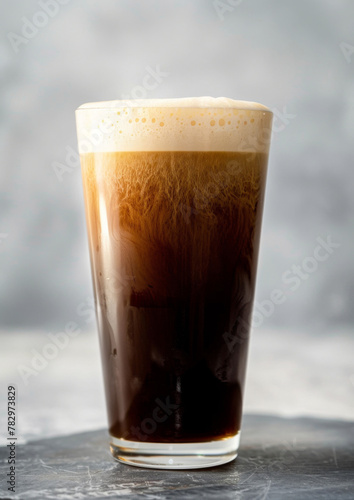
1,415,353,500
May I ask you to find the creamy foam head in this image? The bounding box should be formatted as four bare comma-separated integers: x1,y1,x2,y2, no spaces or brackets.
75,97,273,153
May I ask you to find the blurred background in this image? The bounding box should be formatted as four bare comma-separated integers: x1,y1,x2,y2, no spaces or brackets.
1,0,353,442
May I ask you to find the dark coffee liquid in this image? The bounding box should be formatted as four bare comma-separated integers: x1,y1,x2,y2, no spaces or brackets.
81,151,267,442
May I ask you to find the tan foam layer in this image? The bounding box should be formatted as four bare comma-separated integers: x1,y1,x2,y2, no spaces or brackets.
76,97,273,153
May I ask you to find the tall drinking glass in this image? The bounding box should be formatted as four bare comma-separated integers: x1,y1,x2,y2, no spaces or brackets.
76,98,272,469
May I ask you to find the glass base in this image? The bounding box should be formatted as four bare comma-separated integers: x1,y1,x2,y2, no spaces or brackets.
110,433,240,469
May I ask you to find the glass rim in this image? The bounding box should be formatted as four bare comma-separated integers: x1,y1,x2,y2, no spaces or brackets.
75,98,273,114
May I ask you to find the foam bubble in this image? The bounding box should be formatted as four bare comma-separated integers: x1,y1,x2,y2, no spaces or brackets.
75,97,273,153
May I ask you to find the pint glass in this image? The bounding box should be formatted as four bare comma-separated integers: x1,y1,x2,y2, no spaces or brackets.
76,98,272,469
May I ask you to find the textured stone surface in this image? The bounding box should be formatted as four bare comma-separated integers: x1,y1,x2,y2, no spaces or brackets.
1,415,353,499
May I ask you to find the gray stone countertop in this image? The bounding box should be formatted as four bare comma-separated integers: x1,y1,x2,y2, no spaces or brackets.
1,414,354,499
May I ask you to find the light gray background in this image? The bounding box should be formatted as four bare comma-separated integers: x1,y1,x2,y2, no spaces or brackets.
0,0,353,439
